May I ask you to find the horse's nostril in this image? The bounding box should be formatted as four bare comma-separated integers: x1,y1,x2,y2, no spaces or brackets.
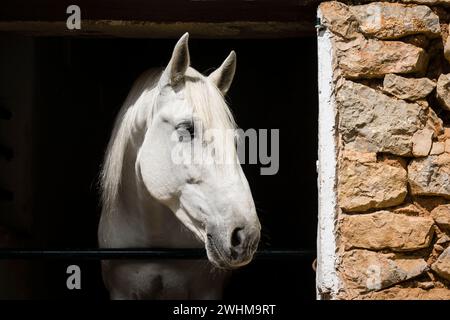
231,227,244,248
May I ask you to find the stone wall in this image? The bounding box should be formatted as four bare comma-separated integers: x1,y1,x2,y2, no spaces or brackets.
319,1,450,299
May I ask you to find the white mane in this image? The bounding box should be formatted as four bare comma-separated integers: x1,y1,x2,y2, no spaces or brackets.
100,67,237,210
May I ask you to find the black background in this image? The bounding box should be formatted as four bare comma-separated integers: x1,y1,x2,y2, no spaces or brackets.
4,37,318,299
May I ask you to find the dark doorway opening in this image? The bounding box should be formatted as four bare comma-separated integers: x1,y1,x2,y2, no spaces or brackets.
0,36,318,300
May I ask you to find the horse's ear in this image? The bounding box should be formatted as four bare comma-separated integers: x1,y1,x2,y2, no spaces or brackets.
161,33,190,86
208,51,236,95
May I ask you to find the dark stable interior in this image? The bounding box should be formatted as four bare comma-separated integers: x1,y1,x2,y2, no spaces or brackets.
0,36,318,299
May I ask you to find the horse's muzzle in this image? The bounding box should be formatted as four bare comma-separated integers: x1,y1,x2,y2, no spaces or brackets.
206,226,260,269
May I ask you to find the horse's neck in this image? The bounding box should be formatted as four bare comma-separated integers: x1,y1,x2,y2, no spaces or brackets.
104,120,201,249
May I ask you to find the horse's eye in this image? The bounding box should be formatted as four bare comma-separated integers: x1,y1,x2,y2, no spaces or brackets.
176,122,195,142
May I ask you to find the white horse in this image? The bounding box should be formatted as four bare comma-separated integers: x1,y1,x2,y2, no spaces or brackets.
98,33,261,300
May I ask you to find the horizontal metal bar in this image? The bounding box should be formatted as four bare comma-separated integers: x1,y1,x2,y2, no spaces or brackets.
0,248,315,260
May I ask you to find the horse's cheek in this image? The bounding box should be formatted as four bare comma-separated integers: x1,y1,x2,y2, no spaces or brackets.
138,149,178,202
